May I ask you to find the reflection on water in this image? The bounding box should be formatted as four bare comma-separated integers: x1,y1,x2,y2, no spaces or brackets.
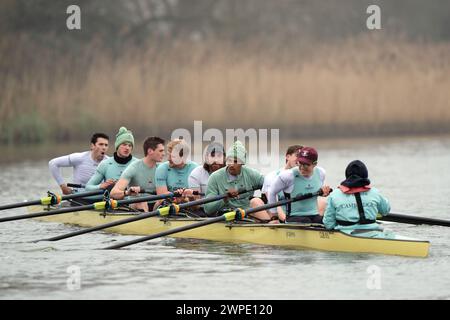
1,135,450,299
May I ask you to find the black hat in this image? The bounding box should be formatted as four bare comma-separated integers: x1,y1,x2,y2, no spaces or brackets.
341,160,371,188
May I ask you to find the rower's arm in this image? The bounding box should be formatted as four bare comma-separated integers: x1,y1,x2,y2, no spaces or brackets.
85,163,106,191
153,186,171,209
188,172,202,193
377,191,391,216
48,155,73,186
49,152,86,186
322,196,337,230
110,178,130,200
204,177,226,215
267,175,289,214
276,199,286,216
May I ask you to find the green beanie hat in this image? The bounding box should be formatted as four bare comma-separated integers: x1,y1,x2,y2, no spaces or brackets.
226,141,246,164
115,126,134,150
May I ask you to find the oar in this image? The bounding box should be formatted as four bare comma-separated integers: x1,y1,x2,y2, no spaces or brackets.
104,190,324,250
66,183,203,196
38,188,256,242
0,192,178,223
378,212,450,227
67,183,85,188
0,189,105,211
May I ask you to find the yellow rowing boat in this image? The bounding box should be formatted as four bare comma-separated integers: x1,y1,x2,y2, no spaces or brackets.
28,205,430,257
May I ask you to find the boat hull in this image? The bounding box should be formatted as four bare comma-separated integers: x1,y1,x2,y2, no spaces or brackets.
29,206,430,257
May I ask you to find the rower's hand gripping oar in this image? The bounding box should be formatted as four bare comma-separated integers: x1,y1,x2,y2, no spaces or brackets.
67,183,183,196
377,212,450,227
36,187,258,242
0,191,184,223
67,183,85,189
104,189,324,250
0,189,105,212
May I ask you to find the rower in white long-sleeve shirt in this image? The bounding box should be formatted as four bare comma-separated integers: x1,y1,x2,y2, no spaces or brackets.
268,147,331,223
48,133,109,194
261,144,302,221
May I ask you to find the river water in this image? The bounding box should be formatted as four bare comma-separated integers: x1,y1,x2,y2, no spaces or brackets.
1,135,450,300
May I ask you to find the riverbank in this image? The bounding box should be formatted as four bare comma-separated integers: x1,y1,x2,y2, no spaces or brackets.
1,35,449,144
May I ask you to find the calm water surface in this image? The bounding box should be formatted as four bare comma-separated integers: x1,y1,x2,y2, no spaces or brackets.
1,135,450,299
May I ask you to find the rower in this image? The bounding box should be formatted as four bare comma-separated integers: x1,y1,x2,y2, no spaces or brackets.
323,160,393,238
268,147,331,223
188,142,226,195
262,144,303,221
204,140,270,221
186,142,226,217
85,127,138,192
154,139,199,208
110,136,165,211
48,133,109,195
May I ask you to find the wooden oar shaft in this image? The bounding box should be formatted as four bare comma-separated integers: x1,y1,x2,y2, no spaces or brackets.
0,199,42,211
44,210,162,241
105,189,322,249
37,194,180,240
61,190,104,200
0,204,94,222
67,183,85,188
116,193,175,206
42,193,236,242
380,212,450,227
105,216,225,249
1,193,178,224
41,188,256,242
0,189,105,212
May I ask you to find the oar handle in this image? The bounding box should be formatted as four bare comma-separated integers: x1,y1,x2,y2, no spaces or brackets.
137,190,203,196
61,189,104,200
67,183,85,188
117,193,176,206
244,189,324,217
177,187,258,210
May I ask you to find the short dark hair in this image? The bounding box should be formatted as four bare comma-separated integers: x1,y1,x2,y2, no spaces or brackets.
286,144,303,156
143,136,165,156
91,133,109,144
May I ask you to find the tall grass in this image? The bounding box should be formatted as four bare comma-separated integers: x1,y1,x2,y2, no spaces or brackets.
1,34,449,144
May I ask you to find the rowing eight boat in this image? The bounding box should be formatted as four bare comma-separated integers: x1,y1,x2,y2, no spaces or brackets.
27,205,430,257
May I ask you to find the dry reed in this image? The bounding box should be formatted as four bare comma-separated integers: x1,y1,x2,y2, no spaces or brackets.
1,34,449,143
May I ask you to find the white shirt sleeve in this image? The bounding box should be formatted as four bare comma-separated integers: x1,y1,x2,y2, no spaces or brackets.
48,152,85,186
267,170,294,213
49,155,71,186
188,168,202,189
67,152,86,166
261,171,275,194
317,166,326,184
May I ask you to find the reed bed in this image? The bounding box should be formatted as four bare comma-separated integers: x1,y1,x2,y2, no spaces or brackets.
1,35,449,144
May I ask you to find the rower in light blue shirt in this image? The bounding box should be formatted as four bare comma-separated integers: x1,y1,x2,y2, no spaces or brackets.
323,160,394,239
155,139,199,208
155,160,199,192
